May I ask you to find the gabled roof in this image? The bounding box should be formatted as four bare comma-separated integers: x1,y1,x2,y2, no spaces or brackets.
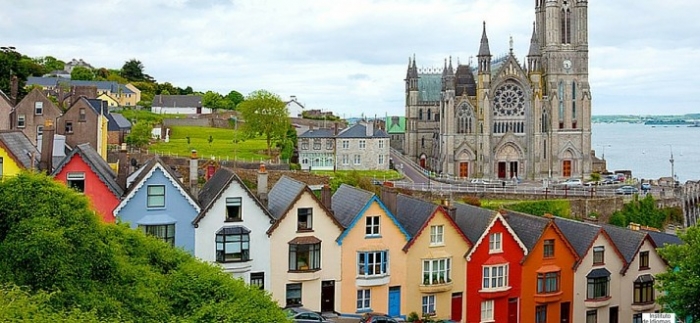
193,167,273,225
601,224,648,273
400,200,472,252
265,176,343,235
107,113,132,131
394,194,436,237
51,143,123,198
0,131,39,169
113,157,199,215
452,202,493,244
552,217,601,259
298,128,335,138
152,95,202,108
502,211,550,251
332,184,410,244
465,210,528,261
336,123,389,138
643,229,683,248
385,116,406,134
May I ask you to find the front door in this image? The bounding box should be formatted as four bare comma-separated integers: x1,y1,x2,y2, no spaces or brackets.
321,280,335,313
561,302,570,323
420,157,426,169
451,292,463,322
508,298,518,323
388,286,401,317
509,161,518,179
562,160,572,177
459,162,469,178
608,306,618,323
498,162,507,179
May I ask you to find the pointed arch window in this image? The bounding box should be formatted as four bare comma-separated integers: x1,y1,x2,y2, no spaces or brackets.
572,82,577,120
558,81,565,129
419,109,423,120
561,3,572,44
427,109,432,121
457,104,474,134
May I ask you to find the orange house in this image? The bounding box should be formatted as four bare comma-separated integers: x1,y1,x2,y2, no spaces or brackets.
519,216,579,323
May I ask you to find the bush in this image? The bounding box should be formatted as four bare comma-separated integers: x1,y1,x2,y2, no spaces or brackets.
462,195,481,207
505,200,571,218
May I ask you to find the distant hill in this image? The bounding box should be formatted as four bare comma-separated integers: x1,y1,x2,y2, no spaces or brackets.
592,114,700,124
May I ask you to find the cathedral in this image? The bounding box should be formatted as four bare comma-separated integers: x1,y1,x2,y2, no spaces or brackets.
404,0,592,181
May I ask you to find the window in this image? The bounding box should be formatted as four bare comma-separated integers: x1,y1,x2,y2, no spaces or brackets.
535,305,547,323
65,121,73,133
250,272,264,290
544,239,555,257
342,140,349,149
422,295,436,316
357,289,371,311
215,226,250,262
537,272,560,293
633,274,654,304
35,102,43,115
587,276,610,299
378,140,384,149
17,115,25,128
639,251,650,270
489,232,502,253
301,139,309,150
366,216,380,236
326,139,333,150
36,125,44,139
146,185,165,208
354,154,361,165
357,251,388,276
342,154,349,165
586,310,597,323
79,108,86,121
430,225,444,245
593,246,605,265
422,258,451,285
359,140,366,149
289,242,321,271
67,172,85,192
632,313,642,323
313,139,321,150
378,154,384,165
139,224,175,246
297,207,312,230
480,300,494,321
225,197,242,221
482,264,509,290
286,283,302,307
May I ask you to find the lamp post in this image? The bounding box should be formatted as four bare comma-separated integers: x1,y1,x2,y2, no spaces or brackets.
600,144,611,160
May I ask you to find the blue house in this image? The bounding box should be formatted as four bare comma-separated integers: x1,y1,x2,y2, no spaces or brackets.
113,157,200,254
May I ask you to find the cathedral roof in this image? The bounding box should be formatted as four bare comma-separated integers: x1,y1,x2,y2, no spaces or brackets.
528,22,541,57
417,73,442,102
455,64,476,97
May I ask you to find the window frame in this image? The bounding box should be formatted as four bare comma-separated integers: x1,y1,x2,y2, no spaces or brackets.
354,154,361,165
297,207,313,231
365,216,380,236
422,258,451,285
215,229,250,263
356,289,371,311
342,140,349,149
592,246,605,265
139,224,175,246
422,295,436,316
537,271,560,293
543,239,555,258
313,138,321,150
359,140,366,149
17,114,25,128
488,232,502,253
378,139,384,149
535,305,547,323
430,225,444,246
342,154,349,165
357,250,388,277
289,242,321,271
225,197,242,222
482,264,509,290
639,251,650,270
250,272,264,290
79,108,86,121
325,139,333,150
66,172,86,192
34,101,43,115
300,138,309,150
146,185,166,208
585,310,597,323
480,300,494,322
586,276,610,300
286,283,302,307
633,276,655,304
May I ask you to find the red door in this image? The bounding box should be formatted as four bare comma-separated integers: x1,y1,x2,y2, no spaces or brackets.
498,162,507,179
563,160,572,177
451,293,463,322
420,157,426,169
508,298,518,323
459,162,469,178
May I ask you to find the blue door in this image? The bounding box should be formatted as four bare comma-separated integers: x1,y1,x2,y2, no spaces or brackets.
388,286,400,317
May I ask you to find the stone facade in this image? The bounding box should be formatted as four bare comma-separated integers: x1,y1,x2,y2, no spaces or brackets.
10,88,63,145
405,0,592,181
298,122,390,171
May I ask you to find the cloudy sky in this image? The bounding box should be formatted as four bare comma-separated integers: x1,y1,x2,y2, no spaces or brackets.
2,0,698,117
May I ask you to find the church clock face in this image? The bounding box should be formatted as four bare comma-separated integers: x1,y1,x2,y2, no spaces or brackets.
493,83,526,117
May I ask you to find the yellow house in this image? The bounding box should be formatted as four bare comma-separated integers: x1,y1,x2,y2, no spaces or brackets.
0,131,40,178
398,197,471,322
266,177,344,312
332,184,410,318
97,93,119,109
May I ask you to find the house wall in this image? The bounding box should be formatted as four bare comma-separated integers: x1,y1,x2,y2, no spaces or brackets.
194,180,271,289
339,200,409,317
405,209,469,322
299,137,335,171
152,107,212,115
572,234,624,323
466,218,524,323
55,155,119,222
97,94,119,108
618,238,666,320
520,225,577,323
336,137,390,171
268,191,342,312
59,100,98,154
0,148,24,178
11,89,62,145
115,167,198,252
0,96,12,130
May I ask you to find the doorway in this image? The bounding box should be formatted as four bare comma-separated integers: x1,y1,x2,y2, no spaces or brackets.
498,162,506,178
321,280,335,313
562,160,572,177
561,302,570,323
509,161,518,179
451,293,463,322
388,286,401,317
459,162,469,178
508,297,518,323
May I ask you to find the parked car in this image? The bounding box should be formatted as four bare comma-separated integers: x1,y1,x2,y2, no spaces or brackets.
284,307,335,323
641,182,651,191
359,312,398,323
615,186,639,195
470,178,493,185
559,179,583,187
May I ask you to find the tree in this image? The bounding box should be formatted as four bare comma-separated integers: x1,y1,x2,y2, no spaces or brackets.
0,173,287,322
121,59,154,82
656,226,700,321
203,91,235,113
237,90,291,156
70,66,94,81
0,47,29,101
225,90,245,108
125,121,152,148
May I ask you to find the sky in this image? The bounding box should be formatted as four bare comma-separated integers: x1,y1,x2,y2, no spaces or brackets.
1,0,699,118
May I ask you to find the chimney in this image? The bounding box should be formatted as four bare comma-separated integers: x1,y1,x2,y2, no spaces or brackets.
117,143,129,191
321,184,332,210
189,150,199,196
39,119,55,173
628,222,641,231
441,198,457,219
380,185,398,216
365,121,373,137
257,162,269,206
543,213,554,219
334,122,339,136
10,75,18,106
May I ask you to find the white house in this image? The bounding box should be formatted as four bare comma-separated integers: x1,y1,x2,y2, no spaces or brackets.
151,95,211,115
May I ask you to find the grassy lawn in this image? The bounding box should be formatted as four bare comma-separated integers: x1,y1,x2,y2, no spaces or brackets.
148,126,270,161
313,170,403,181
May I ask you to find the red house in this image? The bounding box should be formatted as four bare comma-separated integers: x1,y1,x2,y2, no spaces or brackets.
464,211,526,323
52,143,125,222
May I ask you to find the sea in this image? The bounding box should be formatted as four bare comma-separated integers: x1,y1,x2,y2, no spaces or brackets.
592,122,700,183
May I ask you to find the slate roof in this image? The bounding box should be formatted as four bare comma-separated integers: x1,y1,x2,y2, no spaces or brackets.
336,123,389,138
331,184,374,228
194,167,273,225
644,230,683,247
86,98,107,115
267,175,306,219
298,128,335,138
51,143,123,198
503,211,550,251
152,95,202,108
452,202,494,244
601,224,647,265
394,194,436,237
0,131,39,169
552,217,601,259
26,77,135,94
107,113,132,131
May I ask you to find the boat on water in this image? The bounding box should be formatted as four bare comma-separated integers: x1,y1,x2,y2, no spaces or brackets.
644,120,692,126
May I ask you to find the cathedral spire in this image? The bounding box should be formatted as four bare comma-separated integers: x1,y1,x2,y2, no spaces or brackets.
527,22,541,57
478,21,491,57
448,56,454,74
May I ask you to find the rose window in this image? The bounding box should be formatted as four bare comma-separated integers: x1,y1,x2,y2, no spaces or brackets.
493,83,526,117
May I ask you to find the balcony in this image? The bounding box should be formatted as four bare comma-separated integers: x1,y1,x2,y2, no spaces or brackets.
631,302,656,312
584,296,611,308
478,286,512,299
357,274,390,287
419,281,453,293
534,290,563,304
221,262,252,274
288,269,321,282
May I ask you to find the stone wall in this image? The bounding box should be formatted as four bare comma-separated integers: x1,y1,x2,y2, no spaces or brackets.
162,118,211,127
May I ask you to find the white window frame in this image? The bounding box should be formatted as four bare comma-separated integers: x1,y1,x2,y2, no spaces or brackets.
488,232,502,253
482,264,509,290
342,154,349,165
17,115,25,128
378,139,384,149
378,154,384,165
481,300,494,322
354,154,361,165
366,216,380,236
356,289,371,311
422,295,436,316
422,258,451,285
66,172,86,192
34,101,43,115
359,140,366,149
430,225,444,245
342,140,349,149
